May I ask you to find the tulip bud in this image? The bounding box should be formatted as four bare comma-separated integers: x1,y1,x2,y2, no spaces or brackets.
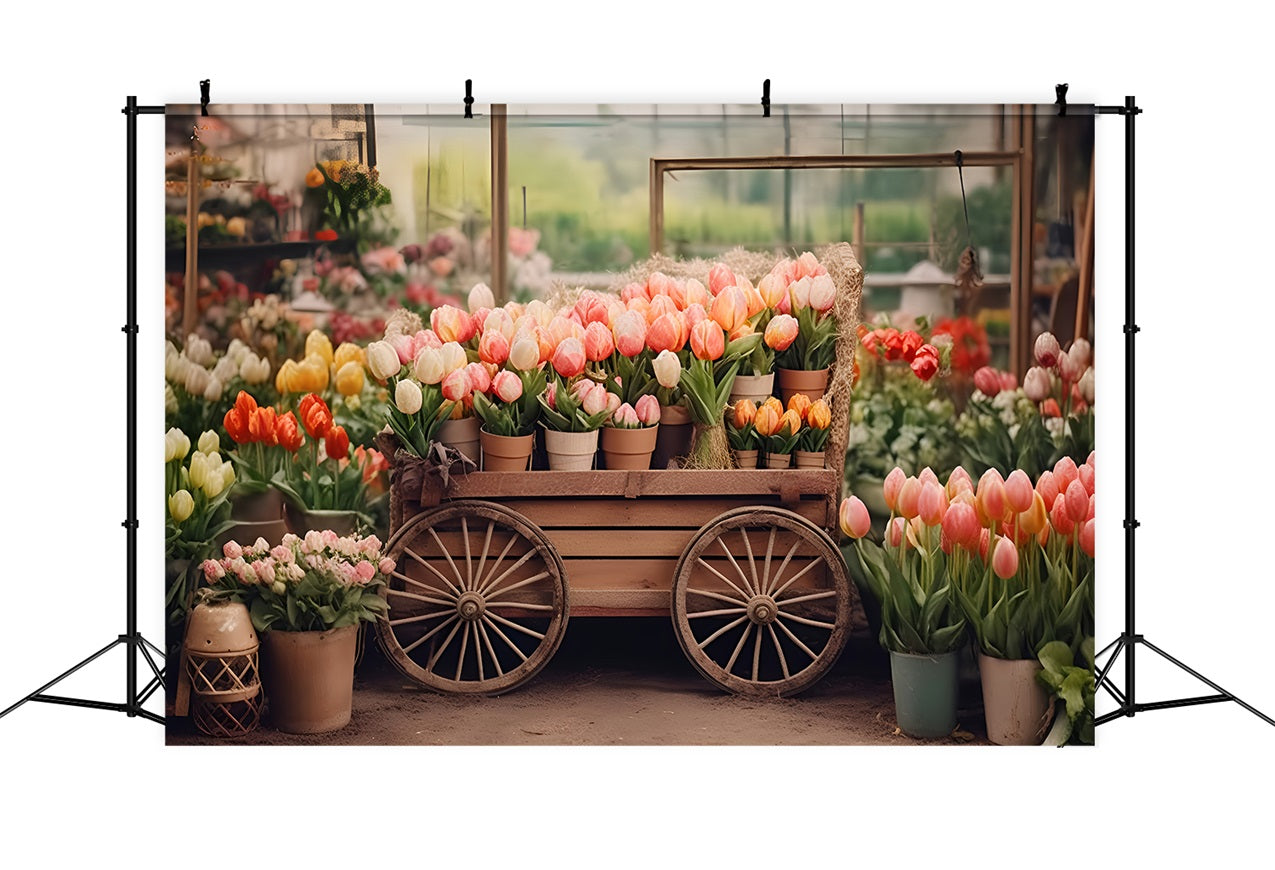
808,274,836,312
1004,469,1034,513
1023,366,1052,402
166,428,190,463
1034,332,1061,368
168,490,194,523
896,477,922,520
1079,367,1095,404
612,403,640,428
839,496,871,539
1080,519,1095,558
468,283,496,312
652,350,682,389
580,383,608,417
732,399,757,429
806,400,831,431
753,404,781,438
492,370,523,404
220,460,236,490
690,319,726,361
202,466,226,498
188,452,209,489
973,366,1003,397
583,321,615,362
395,380,423,415
883,467,907,513
977,469,1006,524
635,394,661,426
991,536,1019,579
918,481,949,526
508,337,540,372
441,369,471,403
366,341,401,381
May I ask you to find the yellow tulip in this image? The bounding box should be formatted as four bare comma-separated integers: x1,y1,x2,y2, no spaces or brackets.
305,330,334,367
168,490,194,523
187,452,209,489
225,216,246,238
220,460,236,490
332,342,365,371
334,361,365,397
202,468,226,498
164,428,190,463
275,359,299,393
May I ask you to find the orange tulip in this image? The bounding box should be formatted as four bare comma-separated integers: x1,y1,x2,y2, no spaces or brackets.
753,403,781,437
763,314,799,351
731,399,757,429
324,425,350,461
806,399,831,430
690,320,725,361
223,406,251,444
710,287,749,333
777,409,802,438
299,394,332,439
305,167,325,188
647,313,684,354
760,396,783,418
275,411,304,452
1019,491,1049,536
248,407,278,446
786,393,812,423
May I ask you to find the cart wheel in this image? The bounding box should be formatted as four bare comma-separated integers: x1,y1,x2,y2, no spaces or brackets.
376,500,569,695
672,507,853,698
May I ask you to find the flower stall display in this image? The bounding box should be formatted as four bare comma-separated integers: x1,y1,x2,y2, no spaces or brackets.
304,160,395,250
201,531,392,733
600,395,661,470
165,427,236,622
271,394,374,536
472,367,546,470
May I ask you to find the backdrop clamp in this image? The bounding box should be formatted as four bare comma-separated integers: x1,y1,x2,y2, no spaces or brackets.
464,79,474,118
761,79,771,117
199,79,210,116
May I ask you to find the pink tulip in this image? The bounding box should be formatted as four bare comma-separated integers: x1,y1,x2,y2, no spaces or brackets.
378,558,396,575
441,369,471,402
544,380,557,411
1054,456,1079,490
635,394,661,426
999,371,1019,392
683,302,708,330
885,516,907,548
839,496,872,539
977,469,1007,524
464,362,492,396
492,370,522,403
789,276,813,310
1050,494,1075,536
973,366,1003,397
683,278,709,308
1023,366,1052,402
574,292,610,326
388,332,415,365
551,337,586,378
1036,470,1060,510
690,319,726,361
918,481,949,526
991,536,1019,579
414,329,443,352
1058,347,1085,382
882,467,907,512
978,528,991,560
581,383,608,416
548,315,582,347
478,329,510,366
710,287,749,333
896,477,922,520
918,467,939,488
431,305,477,344
223,540,243,560
583,321,615,362
708,263,737,296
942,501,980,550
764,314,799,351
647,313,684,353
1004,469,1034,513
612,311,647,358
1034,332,1061,368
606,391,622,415
946,466,974,498
808,274,837,312
1087,450,1096,470
1078,462,1095,496
613,403,640,428
794,251,824,279
1080,518,1095,557
758,272,788,308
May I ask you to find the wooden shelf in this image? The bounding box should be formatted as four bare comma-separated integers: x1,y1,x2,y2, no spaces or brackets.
165,240,321,271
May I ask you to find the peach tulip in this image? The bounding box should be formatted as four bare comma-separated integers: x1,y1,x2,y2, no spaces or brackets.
492,370,522,403
1036,470,1060,510
743,283,766,319
584,321,615,362
647,313,684,353
1004,469,1034,513
794,251,823,279
552,337,586,379
918,481,949,526
612,311,647,357
882,467,907,512
839,496,872,539
897,477,922,520
758,272,788,309
946,466,974,499
1080,519,1095,557
708,263,736,296
635,394,661,426
441,369,471,402
991,536,1019,580
479,329,510,366
942,501,980,550
918,467,939,488
690,319,726,361
710,287,749,334
977,469,1007,525
684,278,710,308
787,393,812,423
885,516,907,548
764,314,799,352
683,302,708,331
732,399,757,429
753,403,781,438
808,274,836,313
431,305,476,344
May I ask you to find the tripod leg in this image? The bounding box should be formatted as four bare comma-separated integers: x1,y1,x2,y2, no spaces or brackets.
1140,639,1275,728
0,638,124,719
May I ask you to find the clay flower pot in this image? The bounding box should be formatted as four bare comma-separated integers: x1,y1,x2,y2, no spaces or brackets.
230,487,284,522
978,653,1053,745
543,428,599,471
601,425,659,470
284,506,360,538
793,450,826,469
733,449,759,469
262,625,359,734
438,416,481,465
777,367,830,405
729,372,775,405
479,429,535,471
765,453,793,470
652,404,692,470
889,649,960,739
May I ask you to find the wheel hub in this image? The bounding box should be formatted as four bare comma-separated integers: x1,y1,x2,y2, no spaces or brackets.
456,591,486,621
746,594,778,625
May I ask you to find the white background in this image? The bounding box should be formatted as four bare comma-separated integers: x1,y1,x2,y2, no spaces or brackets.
1,2,1271,866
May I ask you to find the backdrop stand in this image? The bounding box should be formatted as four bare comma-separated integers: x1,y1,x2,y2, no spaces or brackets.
1091,95,1274,729
0,96,167,726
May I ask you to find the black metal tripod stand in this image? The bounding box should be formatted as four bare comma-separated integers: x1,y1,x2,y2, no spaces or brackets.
1092,95,1273,729
0,96,167,726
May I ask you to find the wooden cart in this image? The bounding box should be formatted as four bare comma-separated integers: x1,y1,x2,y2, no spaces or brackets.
375,244,864,698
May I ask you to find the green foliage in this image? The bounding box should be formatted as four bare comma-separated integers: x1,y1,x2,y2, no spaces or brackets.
1037,638,1096,746
382,377,456,458
958,394,1094,479
845,366,960,482
246,572,387,633
851,536,967,655
473,369,546,437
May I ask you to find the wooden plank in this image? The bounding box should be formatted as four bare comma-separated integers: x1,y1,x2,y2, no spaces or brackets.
573,588,669,613
429,528,696,559
490,104,508,303
433,469,839,502
497,497,828,530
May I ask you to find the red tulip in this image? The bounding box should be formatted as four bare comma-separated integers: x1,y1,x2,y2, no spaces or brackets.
223,406,251,444
1050,494,1075,536
883,467,907,512
324,425,350,461
991,535,1019,580
880,328,902,361
1041,399,1061,418
299,394,332,439
899,330,924,363
1080,519,1095,557
910,348,939,381
839,496,872,539
1004,469,1034,513
973,366,1003,397
275,411,303,452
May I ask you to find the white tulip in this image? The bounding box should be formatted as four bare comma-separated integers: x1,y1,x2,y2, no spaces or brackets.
184,365,211,396
1079,367,1095,404
395,379,424,415
468,282,496,312
197,431,220,454
653,350,682,389
508,337,540,372
203,376,224,401
440,342,468,374
213,355,238,382
185,334,214,366
413,347,445,385
365,340,401,380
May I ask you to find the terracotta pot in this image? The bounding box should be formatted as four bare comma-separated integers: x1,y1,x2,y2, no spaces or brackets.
543,428,599,471
479,429,535,471
652,404,692,470
284,506,360,538
230,487,284,522
765,453,793,469
601,425,659,470
777,367,830,405
438,416,481,465
262,625,358,734
728,373,775,405
733,449,759,469
890,649,959,739
793,450,825,469
978,653,1053,745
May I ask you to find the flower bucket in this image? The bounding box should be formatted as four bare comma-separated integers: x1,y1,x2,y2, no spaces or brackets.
262,625,358,734
889,650,960,739
230,487,284,522
765,453,793,469
438,416,481,466
793,450,826,469
601,425,659,470
978,653,1053,745
728,372,775,405
777,367,830,405
479,429,535,471
283,506,360,538
733,449,759,469
543,429,598,471
652,404,692,470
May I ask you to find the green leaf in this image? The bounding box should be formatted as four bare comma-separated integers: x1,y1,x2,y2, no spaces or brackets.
1037,640,1073,677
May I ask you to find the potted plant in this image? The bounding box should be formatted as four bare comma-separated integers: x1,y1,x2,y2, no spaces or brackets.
842,489,969,739
221,391,303,538
165,427,236,625
753,398,802,469
650,349,689,469
368,336,461,460
768,253,839,403
792,396,832,469
538,368,616,470
952,457,1095,745
273,394,373,537
201,531,392,734
600,395,661,469
469,366,543,470
679,319,761,469
725,399,760,469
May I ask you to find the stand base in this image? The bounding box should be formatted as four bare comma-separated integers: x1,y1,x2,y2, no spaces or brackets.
1094,634,1274,728
0,634,166,726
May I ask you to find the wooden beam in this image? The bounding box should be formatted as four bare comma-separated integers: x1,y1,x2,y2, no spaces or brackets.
1009,107,1037,376
181,142,200,340
649,157,664,255
1074,159,1096,343
490,104,508,303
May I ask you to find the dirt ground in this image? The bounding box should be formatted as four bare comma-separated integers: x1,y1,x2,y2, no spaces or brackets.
168,618,989,746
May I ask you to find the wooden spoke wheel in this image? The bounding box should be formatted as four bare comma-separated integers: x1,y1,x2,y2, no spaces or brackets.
672,507,854,698
376,501,569,695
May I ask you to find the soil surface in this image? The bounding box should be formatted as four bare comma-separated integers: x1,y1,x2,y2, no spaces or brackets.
168,619,989,746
